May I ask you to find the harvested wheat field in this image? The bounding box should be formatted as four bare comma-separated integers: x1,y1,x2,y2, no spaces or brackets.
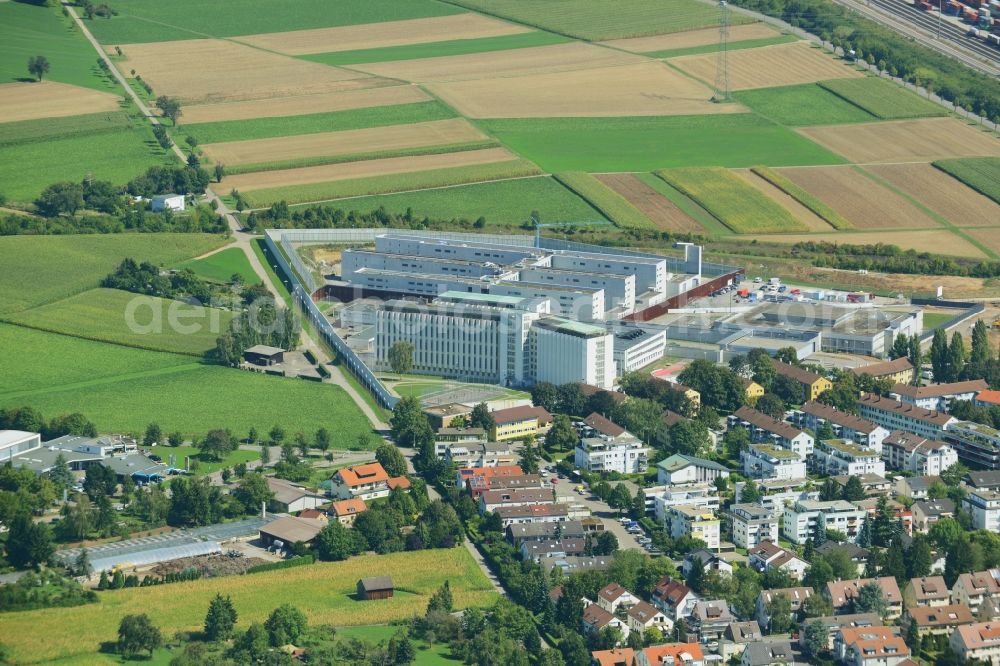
964,228,1000,257
428,62,739,118
182,86,429,124
733,169,834,232
236,13,531,56
201,118,488,166
669,42,861,90
602,23,780,53
350,42,645,83
747,229,987,258
798,118,1000,164
119,39,387,104
222,147,519,191
595,174,703,233
777,166,942,229
866,163,1000,227
0,81,121,123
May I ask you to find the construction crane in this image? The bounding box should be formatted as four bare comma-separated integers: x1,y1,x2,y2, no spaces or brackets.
531,215,612,248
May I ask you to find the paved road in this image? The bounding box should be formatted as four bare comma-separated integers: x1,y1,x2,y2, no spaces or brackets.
552,477,645,551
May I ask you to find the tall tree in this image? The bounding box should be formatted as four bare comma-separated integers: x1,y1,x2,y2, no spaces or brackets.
766,594,794,633
264,604,307,646
117,614,162,658
853,582,887,617
143,423,162,446
390,397,434,449
544,414,579,452
47,453,74,491
469,402,496,433
27,55,50,82
154,95,182,125
6,513,54,569
948,332,966,383
387,341,414,375
204,594,238,641
930,328,949,383
375,442,408,477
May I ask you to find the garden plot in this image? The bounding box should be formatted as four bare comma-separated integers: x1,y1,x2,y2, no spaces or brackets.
669,42,861,90
0,81,121,123
602,22,779,53
866,163,1000,227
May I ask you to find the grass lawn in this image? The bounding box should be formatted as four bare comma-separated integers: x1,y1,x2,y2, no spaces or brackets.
933,157,1000,204
175,247,259,285
922,312,955,331
445,0,751,40
85,0,463,44
184,101,456,145
311,175,607,227
642,34,797,58
0,2,120,91
819,77,947,120
4,288,235,356
1,548,497,665
302,31,569,66
155,444,260,475
0,233,227,314
479,115,846,172
733,83,876,126
0,120,173,202
394,382,452,398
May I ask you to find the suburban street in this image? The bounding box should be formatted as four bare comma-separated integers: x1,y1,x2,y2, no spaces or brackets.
552,475,646,551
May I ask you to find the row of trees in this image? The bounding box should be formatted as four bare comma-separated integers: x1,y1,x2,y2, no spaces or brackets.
930,320,1000,387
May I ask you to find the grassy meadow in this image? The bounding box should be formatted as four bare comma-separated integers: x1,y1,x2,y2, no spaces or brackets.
0,548,496,665
174,247,260,284
733,83,876,126
479,115,846,172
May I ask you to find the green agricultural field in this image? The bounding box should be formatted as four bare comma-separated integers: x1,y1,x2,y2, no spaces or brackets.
554,172,655,230
185,101,457,145
642,34,797,58
310,175,607,227
241,159,543,207
0,2,118,91
0,112,132,148
0,327,372,440
751,166,853,229
656,167,807,233
4,288,236,356
733,83,876,126
479,115,846,172
0,121,172,202
85,0,463,44
302,32,569,66
818,77,947,120
1,548,496,665
632,172,732,235
175,247,259,284
0,233,227,314
933,157,1000,204
446,0,750,40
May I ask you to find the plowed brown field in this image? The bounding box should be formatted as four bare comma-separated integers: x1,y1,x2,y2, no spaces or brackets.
596,173,704,233
669,42,861,90
733,169,834,231
602,23,780,53
964,228,1000,257
739,229,987,258
866,163,1000,227
0,81,121,123
777,166,942,229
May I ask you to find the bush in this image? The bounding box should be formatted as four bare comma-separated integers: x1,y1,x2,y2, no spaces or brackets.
245,554,314,575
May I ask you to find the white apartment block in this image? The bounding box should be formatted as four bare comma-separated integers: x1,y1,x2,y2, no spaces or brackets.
651,486,721,525
809,439,886,477
742,442,807,480
611,325,666,374
574,437,649,474
782,500,867,545
789,401,889,450
529,317,615,389
963,489,1000,532
891,379,989,411
734,478,818,517
664,504,721,549
943,421,1000,470
730,503,779,550
857,394,956,441
881,431,958,476
730,407,814,458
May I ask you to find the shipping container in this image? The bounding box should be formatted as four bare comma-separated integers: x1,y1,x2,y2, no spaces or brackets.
989,32,1000,45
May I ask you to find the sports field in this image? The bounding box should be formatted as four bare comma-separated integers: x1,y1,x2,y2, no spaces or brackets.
0,548,496,665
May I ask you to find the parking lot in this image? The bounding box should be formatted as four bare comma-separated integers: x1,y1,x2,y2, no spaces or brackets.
547,467,649,552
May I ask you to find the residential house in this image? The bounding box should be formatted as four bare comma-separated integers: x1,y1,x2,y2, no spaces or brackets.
790,401,889,450
742,442,807,481
951,622,1000,664
667,382,702,413
730,406,815,458
266,477,326,513
635,643,706,666
835,626,910,666
467,473,544,498
627,601,673,637
664,504,720,549
851,357,916,385
495,503,568,527
904,604,975,638
582,602,630,643
575,435,649,474
741,378,765,405
652,577,700,620
598,583,641,615
952,570,1000,615
975,389,1000,409
740,641,800,666
882,431,959,476
329,462,406,501
748,541,810,581
894,475,942,500
478,487,553,514
691,600,734,642
891,379,989,411
541,555,612,575
832,474,893,498
726,621,763,646
683,549,734,578
435,426,486,443
799,614,881,652
582,412,631,440
782,500,867,545
489,405,552,441
904,576,951,608
444,442,518,469
945,420,1000,470
519,538,586,562
963,489,1000,531
591,648,636,666
809,438,886,477
729,503,779,550
456,464,523,493
329,497,366,526
506,520,585,546
657,454,730,486
912,499,955,532
857,394,956,441
965,470,1000,490
825,577,903,620
773,360,832,401
755,587,813,631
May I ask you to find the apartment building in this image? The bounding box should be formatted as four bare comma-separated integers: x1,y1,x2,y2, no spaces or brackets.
952,622,1000,664
904,576,951,608
735,478,818,517
904,604,975,638
489,405,553,442
749,541,810,581
857,394,956,441
729,503,778,550
851,357,916,385
943,420,1000,470
783,499,867,545
479,487,554,514
664,504,721,550
891,379,989,411
329,463,405,501
810,439,886,477
881,431,959,476
963,489,1000,532
773,361,832,401
742,442,807,480
730,406,815,457
835,626,910,666
826,578,904,620
650,485,721,525
790,401,889,449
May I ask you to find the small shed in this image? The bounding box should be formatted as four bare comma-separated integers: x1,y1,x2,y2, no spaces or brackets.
357,576,394,600
244,344,284,366
151,193,185,212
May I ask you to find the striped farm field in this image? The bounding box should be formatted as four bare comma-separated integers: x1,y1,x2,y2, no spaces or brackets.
776,166,943,229
555,172,656,230
733,169,836,232
733,83,875,126
302,32,570,66
201,118,488,166
0,111,132,147
601,22,780,54
0,548,495,665
0,81,121,124
655,167,808,234
594,173,704,233
818,77,947,120
239,158,542,207
750,166,854,229
933,157,1000,204
865,163,1000,227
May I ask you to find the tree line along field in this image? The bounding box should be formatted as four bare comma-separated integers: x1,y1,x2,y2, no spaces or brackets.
0,548,497,665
